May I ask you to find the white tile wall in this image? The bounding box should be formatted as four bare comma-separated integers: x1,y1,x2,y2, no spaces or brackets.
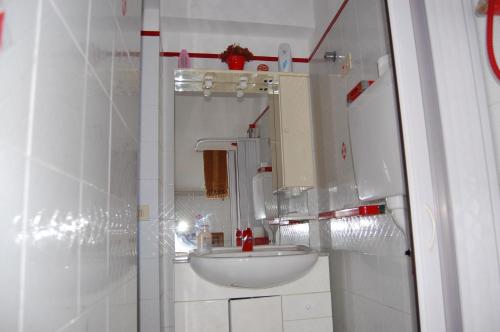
0,0,141,331
309,0,418,331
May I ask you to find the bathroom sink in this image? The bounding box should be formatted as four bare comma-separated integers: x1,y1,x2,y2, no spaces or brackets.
189,245,319,288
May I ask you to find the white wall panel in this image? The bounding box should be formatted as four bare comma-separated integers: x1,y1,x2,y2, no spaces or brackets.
0,0,142,331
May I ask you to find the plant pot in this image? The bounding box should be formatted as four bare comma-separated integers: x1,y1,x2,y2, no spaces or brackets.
227,55,246,70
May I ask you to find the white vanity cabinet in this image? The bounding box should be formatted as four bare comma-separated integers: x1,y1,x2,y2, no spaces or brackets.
174,255,332,332
270,73,316,193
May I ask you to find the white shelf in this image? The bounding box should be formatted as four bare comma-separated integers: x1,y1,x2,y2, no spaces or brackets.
174,68,308,95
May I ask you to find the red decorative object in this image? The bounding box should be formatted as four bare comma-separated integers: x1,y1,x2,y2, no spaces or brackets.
236,228,242,247
0,10,5,50
254,237,269,245
227,55,246,70
242,228,254,252
318,204,385,220
346,80,374,105
359,204,385,216
257,166,272,173
220,44,254,70
257,64,269,71
486,0,500,80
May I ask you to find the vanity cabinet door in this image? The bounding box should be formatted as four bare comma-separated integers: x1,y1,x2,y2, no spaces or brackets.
284,317,333,332
282,292,332,320
229,296,283,332
175,300,229,332
271,74,315,192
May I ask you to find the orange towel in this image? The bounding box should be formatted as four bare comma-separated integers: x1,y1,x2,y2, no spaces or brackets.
203,150,229,199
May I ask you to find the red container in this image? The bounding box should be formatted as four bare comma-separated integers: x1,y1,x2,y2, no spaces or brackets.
236,228,242,247
242,228,254,252
227,55,246,70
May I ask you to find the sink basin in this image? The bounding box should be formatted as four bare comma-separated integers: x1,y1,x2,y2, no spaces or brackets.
189,245,319,288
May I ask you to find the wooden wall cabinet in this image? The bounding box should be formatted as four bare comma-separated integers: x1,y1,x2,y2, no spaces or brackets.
270,73,315,193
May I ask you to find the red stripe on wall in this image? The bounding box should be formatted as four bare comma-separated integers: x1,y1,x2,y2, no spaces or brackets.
308,0,350,61
160,51,309,63
161,52,219,59
141,30,160,37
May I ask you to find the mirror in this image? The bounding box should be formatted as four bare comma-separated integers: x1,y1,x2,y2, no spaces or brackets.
173,70,314,253
174,79,271,252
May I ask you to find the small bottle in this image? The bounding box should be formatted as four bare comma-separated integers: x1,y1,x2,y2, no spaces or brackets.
236,228,243,247
178,49,191,69
242,227,254,252
197,224,212,253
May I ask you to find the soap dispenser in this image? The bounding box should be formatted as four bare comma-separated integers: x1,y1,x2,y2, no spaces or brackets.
197,224,212,254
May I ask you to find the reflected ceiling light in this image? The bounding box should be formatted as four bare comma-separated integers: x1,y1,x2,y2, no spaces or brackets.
176,220,190,233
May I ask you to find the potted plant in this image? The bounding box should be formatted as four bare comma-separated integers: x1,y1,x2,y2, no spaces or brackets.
220,43,254,70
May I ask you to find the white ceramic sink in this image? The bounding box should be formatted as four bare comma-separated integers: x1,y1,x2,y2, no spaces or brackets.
189,245,319,288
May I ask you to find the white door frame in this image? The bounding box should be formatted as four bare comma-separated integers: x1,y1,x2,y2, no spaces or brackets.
387,0,500,331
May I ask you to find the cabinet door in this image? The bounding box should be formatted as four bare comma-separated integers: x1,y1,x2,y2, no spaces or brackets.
277,75,315,189
282,292,332,321
175,300,229,332
284,317,333,332
229,296,283,332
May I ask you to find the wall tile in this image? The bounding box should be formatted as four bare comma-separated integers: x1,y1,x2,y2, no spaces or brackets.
140,298,161,332
378,255,405,311
330,250,347,290
139,220,159,259
86,299,107,332
80,184,109,310
31,1,86,177
140,37,160,109
347,252,379,301
141,109,159,142
110,110,138,202
87,0,115,94
0,147,24,331
50,0,89,53
139,257,160,300
140,140,159,179
354,0,386,80
161,290,175,328
351,293,385,332
82,75,112,190
112,30,141,137
23,161,80,332
380,305,414,332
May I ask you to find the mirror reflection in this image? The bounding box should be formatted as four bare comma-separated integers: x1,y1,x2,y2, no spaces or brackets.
174,70,315,253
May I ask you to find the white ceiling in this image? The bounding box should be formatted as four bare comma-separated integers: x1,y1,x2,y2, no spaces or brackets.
160,0,318,57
